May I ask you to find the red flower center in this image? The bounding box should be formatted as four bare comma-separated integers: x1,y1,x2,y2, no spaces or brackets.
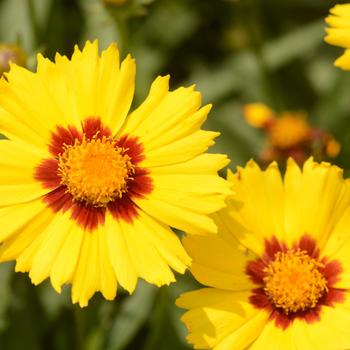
58,135,135,207
263,249,328,314
34,118,153,231
246,235,345,329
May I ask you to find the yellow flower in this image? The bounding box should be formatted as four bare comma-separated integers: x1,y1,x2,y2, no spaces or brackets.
177,158,350,350
0,40,232,307
325,4,350,70
243,103,340,165
243,103,274,128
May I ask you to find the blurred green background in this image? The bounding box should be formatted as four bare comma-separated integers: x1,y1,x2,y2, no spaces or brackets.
0,0,349,349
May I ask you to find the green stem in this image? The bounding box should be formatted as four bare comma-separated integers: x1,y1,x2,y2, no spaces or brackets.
107,7,130,56
27,0,42,48
74,306,85,350
241,0,285,111
142,288,168,350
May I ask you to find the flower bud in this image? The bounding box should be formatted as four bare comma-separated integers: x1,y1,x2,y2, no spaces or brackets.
0,43,26,76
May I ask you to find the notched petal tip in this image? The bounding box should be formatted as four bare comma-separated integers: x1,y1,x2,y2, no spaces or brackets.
123,53,135,63
246,158,260,169
150,75,170,91
266,160,279,170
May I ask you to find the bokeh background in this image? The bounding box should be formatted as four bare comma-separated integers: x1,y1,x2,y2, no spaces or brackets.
0,0,349,349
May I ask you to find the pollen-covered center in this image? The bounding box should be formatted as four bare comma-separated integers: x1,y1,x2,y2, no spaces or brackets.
263,249,328,314
58,136,134,207
269,116,310,149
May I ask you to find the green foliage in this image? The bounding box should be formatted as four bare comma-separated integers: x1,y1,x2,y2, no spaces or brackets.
0,0,349,348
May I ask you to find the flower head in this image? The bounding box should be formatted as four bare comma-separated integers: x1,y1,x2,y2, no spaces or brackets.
243,103,340,165
325,4,350,70
177,158,350,350
0,41,232,306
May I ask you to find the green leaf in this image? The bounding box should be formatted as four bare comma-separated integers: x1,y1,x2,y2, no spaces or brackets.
0,263,13,331
106,282,157,350
78,0,121,50
0,0,35,52
187,20,324,103
262,20,324,68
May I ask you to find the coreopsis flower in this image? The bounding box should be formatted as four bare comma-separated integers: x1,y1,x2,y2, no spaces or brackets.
243,103,340,165
0,40,231,307
325,4,350,70
0,43,26,76
177,158,350,350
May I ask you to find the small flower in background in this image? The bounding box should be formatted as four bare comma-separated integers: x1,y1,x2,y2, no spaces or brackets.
102,0,154,10
103,0,127,6
177,158,350,350
325,3,350,70
243,103,340,165
0,43,26,76
0,40,232,307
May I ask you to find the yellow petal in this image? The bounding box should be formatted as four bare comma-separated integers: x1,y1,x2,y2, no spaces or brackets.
322,207,350,288
330,4,350,17
296,158,349,249
36,52,81,128
0,140,48,205
136,211,191,274
0,206,53,261
283,158,303,246
0,106,47,150
71,227,116,307
0,65,64,141
215,312,269,350
68,41,100,119
0,140,47,181
96,43,120,124
325,28,350,48
150,153,230,175
122,84,203,150
105,213,138,293
325,15,350,29
50,225,84,293
249,321,292,350
15,213,54,272
119,214,176,286
183,234,255,291
119,75,170,136
141,103,210,151
71,232,98,307
292,301,350,350
0,199,48,242
29,211,75,285
149,174,232,214
334,48,350,70
103,54,135,133
140,130,219,168
226,160,284,254
178,289,261,349
135,196,217,235
97,225,118,301
0,184,48,206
